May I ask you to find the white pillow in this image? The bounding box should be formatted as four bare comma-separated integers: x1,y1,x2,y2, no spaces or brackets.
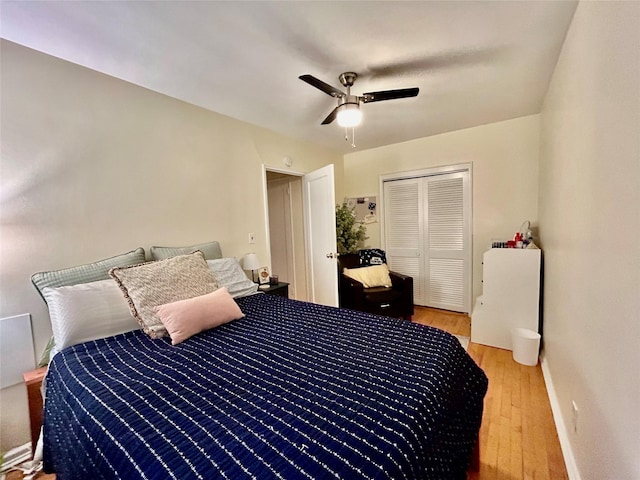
207,258,258,298
42,279,140,351
343,264,393,288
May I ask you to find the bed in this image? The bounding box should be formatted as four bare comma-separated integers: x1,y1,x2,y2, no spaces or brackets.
35,246,488,479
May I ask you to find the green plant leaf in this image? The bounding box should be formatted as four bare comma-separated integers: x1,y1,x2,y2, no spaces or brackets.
335,202,367,254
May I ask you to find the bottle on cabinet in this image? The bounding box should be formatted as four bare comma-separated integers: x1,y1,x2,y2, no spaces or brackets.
515,232,523,248
492,230,529,249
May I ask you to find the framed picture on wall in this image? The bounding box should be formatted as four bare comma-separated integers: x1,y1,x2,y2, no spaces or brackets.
345,196,377,224
258,267,270,285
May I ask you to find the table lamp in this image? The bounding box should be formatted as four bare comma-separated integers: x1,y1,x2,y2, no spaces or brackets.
242,253,261,283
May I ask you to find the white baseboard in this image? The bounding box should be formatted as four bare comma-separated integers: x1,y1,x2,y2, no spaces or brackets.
0,442,31,473
540,354,581,480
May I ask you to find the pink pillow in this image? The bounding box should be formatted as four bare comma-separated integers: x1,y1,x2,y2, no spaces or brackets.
154,287,244,345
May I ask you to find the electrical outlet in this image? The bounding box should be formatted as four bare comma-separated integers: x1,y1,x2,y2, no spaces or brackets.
571,400,579,433
248,233,255,244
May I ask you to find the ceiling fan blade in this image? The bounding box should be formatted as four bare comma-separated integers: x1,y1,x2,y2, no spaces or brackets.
321,106,339,125
299,74,345,98
362,87,419,103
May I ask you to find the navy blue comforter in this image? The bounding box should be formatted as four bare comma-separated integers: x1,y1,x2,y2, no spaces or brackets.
44,294,487,479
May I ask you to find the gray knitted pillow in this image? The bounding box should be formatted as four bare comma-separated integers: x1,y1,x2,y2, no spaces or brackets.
31,247,146,366
109,251,217,338
32,247,146,303
150,241,222,261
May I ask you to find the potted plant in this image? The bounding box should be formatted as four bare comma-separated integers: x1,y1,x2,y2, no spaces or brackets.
336,202,367,255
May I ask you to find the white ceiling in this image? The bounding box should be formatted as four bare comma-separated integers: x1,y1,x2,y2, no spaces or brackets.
1,1,577,153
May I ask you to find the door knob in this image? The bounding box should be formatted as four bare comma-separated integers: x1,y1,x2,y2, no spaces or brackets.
326,253,336,259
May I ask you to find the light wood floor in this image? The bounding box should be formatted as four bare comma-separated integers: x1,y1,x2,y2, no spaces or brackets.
5,470,54,480
413,306,568,480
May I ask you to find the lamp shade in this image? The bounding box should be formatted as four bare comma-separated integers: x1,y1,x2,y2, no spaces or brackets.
242,253,261,271
337,103,362,127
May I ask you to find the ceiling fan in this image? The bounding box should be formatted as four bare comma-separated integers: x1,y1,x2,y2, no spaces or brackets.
299,72,419,127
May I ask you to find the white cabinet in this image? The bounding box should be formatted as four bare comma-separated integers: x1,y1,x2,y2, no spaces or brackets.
471,248,541,350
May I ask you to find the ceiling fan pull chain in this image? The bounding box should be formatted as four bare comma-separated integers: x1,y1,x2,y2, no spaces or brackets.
343,127,357,148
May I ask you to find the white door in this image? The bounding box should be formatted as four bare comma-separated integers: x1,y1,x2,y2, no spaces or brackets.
383,178,425,303
424,172,470,312
383,168,471,313
303,164,338,307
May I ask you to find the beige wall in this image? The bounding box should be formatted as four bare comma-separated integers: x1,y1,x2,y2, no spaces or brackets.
0,40,342,450
538,2,640,479
343,115,540,305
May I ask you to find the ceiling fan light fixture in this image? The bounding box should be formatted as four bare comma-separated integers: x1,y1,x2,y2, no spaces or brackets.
299,72,418,134
336,103,362,128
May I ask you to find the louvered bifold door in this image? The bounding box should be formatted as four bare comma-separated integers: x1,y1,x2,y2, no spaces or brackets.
424,172,470,312
383,178,425,304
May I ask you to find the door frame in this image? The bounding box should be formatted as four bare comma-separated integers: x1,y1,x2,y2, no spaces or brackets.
262,164,339,306
262,165,305,298
379,162,473,312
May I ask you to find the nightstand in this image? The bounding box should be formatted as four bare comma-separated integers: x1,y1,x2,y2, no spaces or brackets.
259,282,289,298
24,366,47,454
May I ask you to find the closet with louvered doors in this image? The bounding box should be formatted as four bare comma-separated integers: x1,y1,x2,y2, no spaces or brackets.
381,165,472,313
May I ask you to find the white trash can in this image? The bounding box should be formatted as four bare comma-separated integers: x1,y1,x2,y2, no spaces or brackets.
511,328,541,366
